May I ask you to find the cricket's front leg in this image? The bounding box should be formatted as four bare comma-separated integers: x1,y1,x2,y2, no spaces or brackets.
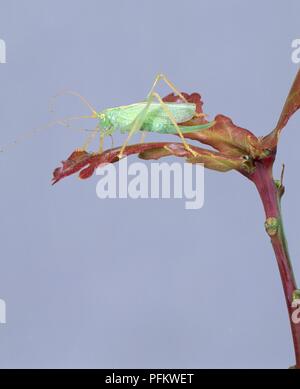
78,125,99,152
98,126,114,154
118,93,155,159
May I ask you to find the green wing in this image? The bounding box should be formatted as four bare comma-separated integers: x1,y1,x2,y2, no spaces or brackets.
106,102,196,133
141,120,216,134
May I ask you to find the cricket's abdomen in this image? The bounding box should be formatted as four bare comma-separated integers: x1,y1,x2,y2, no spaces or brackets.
104,102,196,133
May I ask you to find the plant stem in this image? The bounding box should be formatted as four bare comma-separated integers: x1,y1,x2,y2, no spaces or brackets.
248,158,300,368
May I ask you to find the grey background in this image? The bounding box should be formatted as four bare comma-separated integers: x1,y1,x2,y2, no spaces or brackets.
0,0,299,368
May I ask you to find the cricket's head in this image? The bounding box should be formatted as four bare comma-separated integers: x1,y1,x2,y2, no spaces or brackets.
93,111,111,129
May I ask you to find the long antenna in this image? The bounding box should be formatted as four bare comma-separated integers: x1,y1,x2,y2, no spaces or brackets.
0,114,96,152
49,90,97,114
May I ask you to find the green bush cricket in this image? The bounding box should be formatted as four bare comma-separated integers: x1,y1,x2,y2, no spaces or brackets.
1,74,215,156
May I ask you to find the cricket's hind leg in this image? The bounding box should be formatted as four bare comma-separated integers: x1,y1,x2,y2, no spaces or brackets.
117,73,201,158
118,91,198,159
150,92,198,157
149,73,188,103
150,74,206,119
117,74,186,158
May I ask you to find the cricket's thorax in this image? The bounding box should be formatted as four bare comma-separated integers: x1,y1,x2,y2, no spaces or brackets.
102,102,197,133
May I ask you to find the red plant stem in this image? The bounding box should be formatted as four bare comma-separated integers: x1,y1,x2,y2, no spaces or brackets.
248,158,300,367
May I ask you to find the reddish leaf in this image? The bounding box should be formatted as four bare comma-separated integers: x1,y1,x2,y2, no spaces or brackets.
52,144,170,184
262,69,300,150
164,93,264,159
163,92,208,126
52,140,252,183
183,115,263,158
275,69,300,133
52,150,91,184
163,92,204,114
139,144,251,173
